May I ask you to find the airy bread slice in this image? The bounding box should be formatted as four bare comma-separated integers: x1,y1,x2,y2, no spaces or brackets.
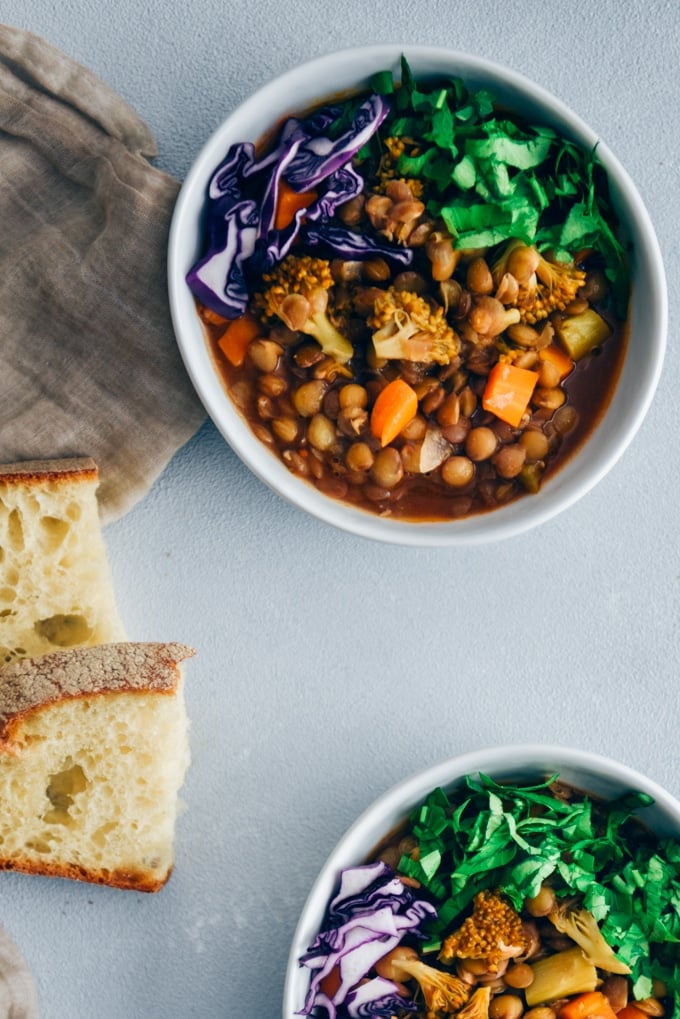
0,458,126,666
0,641,193,892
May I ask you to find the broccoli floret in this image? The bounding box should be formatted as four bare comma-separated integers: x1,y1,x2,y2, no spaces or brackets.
375,945,470,1015
256,255,354,364
492,239,587,325
368,287,460,365
456,987,491,1019
439,889,527,973
548,901,631,975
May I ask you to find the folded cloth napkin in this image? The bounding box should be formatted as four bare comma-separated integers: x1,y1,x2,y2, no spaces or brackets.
0,923,38,1017
0,25,206,523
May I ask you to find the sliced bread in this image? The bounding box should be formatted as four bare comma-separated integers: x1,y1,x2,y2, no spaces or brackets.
0,641,193,892
0,458,126,665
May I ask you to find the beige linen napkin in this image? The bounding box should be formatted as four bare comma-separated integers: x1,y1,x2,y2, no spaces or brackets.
0,25,206,523
0,923,38,1018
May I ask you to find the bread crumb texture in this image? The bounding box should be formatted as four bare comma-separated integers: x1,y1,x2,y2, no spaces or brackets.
0,458,126,666
0,642,194,891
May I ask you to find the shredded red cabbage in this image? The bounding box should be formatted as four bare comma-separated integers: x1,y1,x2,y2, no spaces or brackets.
297,862,436,1018
304,166,365,224
283,95,389,191
345,977,418,1018
186,93,405,319
185,198,259,318
301,222,413,267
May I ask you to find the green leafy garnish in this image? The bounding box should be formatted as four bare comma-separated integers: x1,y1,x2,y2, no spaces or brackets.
397,773,680,1014
369,68,395,95
363,57,630,314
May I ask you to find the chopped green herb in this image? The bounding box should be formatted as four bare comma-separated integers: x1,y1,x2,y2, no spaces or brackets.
369,68,395,95
360,58,630,314
397,773,680,1014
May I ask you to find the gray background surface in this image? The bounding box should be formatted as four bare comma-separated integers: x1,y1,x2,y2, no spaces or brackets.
1,1,678,1016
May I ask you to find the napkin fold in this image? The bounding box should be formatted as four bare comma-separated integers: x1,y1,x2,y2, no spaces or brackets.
0,25,206,523
0,923,38,1018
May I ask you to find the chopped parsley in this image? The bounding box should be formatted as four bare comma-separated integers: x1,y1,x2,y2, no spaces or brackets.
397,773,680,1013
363,56,630,314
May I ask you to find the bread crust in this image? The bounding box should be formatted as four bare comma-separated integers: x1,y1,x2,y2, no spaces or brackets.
0,457,98,485
0,642,195,748
0,855,172,893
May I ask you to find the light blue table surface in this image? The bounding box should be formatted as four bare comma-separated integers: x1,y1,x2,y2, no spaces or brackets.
1,1,678,1016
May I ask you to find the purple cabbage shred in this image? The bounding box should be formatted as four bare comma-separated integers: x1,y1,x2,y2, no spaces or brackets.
297,861,436,1019
186,93,409,319
345,978,419,1018
302,222,413,267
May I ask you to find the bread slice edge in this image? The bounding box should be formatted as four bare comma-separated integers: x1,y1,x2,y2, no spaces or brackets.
0,641,195,748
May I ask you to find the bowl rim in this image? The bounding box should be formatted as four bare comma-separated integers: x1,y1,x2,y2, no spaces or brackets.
282,741,680,1016
168,44,668,547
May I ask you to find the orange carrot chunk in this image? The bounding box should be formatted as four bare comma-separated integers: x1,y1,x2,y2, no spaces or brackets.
274,180,318,231
559,992,618,1019
198,303,229,327
217,313,262,368
482,361,539,428
615,1009,650,1019
539,343,575,380
370,378,418,447
318,965,342,1001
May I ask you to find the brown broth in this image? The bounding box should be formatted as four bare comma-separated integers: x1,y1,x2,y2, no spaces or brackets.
204,306,628,522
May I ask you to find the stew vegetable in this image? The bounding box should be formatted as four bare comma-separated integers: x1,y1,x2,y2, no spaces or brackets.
188,59,630,521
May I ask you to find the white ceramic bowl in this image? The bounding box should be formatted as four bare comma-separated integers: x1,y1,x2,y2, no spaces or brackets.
168,45,667,547
282,743,680,1017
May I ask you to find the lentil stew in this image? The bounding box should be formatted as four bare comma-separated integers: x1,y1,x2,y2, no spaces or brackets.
189,61,630,523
